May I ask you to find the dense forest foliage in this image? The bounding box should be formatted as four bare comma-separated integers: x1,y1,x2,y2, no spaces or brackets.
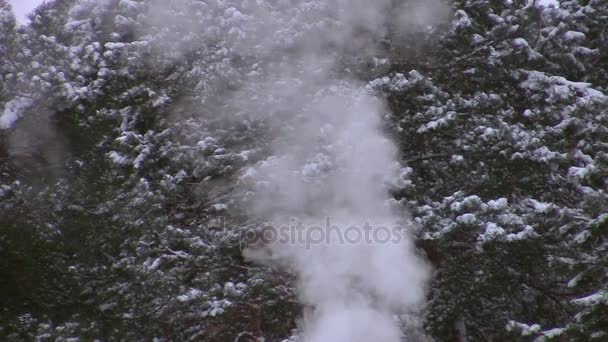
0,0,606,341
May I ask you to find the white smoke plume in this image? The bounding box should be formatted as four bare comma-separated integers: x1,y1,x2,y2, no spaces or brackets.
228,1,451,341
129,0,451,339
239,65,431,342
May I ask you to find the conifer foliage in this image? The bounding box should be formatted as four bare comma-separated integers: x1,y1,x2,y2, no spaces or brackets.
0,0,606,340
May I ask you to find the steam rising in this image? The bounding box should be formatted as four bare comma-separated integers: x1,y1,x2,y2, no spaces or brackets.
226,1,450,340
240,68,430,341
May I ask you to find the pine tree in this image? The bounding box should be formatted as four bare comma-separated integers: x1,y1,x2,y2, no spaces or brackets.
1,0,606,340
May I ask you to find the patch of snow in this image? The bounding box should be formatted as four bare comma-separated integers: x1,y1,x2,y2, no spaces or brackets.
572,291,607,306
453,10,472,29
512,38,529,49
107,151,131,165
541,328,565,339
528,199,553,213
202,300,232,317
507,321,542,336
506,225,538,241
569,165,594,180
521,70,606,101
456,213,477,225
211,203,228,211
0,97,33,129
197,137,217,150
535,0,559,8
487,198,508,211
563,31,585,42
573,230,591,244
567,272,585,288
177,288,203,303
119,0,140,10
223,282,247,297
148,257,163,270
478,222,506,243
522,109,534,118
451,155,464,163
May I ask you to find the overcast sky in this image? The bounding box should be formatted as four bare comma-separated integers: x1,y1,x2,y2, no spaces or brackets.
10,0,46,23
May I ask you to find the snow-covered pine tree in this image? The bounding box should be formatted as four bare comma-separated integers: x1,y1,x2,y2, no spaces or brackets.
0,0,606,340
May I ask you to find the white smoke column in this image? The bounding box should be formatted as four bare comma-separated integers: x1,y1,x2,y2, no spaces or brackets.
299,89,429,342
241,64,430,340
232,1,451,340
